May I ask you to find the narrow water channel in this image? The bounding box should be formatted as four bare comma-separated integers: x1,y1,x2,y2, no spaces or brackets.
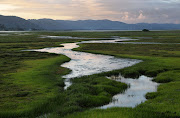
31,37,158,108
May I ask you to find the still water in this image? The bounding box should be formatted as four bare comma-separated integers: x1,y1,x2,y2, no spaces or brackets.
100,75,158,108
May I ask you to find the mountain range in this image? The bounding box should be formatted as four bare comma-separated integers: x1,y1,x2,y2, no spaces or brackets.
0,15,41,31
0,15,180,31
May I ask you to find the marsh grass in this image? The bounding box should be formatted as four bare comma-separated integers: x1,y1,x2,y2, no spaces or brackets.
1,31,180,118
64,107,174,118
0,54,71,117
55,74,128,117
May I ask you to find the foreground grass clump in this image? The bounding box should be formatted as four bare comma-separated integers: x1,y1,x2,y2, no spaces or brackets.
64,107,173,118
56,75,127,116
153,70,180,83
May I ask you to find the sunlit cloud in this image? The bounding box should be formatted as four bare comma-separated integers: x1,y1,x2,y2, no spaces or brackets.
0,4,18,11
0,0,179,23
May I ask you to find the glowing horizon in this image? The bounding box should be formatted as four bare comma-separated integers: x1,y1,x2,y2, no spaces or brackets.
0,0,180,24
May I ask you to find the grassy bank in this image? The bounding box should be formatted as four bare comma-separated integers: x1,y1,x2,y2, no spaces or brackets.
55,74,128,117
64,107,170,118
0,32,88,117
0,53,71,117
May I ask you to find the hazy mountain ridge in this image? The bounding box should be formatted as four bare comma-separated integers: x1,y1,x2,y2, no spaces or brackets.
28,19,180,30
29,19,128,30
0,15,180,31
0,15,41,31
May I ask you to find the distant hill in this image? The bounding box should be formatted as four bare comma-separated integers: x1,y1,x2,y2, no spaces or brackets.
0,15,180,31
29,19,129,30
0,15,41,31
29,19,180,31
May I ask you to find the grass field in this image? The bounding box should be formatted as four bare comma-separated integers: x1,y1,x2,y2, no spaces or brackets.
0,31,180,118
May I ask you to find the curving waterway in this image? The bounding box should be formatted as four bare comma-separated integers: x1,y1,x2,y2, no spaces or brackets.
31,37,158,108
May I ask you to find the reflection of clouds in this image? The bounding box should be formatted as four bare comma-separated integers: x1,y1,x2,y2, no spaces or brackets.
0,0,179,23
101,75,159,108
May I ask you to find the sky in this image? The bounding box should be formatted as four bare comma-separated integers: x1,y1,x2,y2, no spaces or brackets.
0,0,180,24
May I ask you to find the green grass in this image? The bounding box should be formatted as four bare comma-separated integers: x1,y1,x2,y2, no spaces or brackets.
130,36,180,43
37,30,180,39
75,43,180,57
64,107,172,118
54,75,128,117
131,38,180,43
0,54,71,117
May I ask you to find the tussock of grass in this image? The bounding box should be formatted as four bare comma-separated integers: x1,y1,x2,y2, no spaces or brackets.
145,92,160,99
57,75,127,116
64,107,173,118
153,70,180,83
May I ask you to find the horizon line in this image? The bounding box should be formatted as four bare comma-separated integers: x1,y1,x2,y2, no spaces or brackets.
1,14,180,25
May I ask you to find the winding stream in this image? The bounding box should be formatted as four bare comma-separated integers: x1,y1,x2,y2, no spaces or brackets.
31,37,158,108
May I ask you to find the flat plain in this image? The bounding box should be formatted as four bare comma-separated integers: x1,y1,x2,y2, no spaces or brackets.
0,31,179,118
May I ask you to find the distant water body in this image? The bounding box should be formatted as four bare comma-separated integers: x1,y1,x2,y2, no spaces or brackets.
0,30,168,33
0,31,29,33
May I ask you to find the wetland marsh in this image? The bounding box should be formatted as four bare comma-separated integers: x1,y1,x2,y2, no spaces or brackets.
0,31,180,118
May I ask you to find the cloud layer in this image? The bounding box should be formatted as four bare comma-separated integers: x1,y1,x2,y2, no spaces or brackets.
0,0,179,23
